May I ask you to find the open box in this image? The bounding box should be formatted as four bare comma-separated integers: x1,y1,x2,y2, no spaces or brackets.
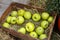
0,2,57,40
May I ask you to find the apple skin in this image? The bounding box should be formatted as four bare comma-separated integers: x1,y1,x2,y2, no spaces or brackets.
18,9,25,16
36,27,44,35
24,11,31,19
32,13,41,21
3,22,10,28
29,32,38,38
6,16,11,23
41,21,49,29
17,16,24,24
18,27,26,34
11,17,17,24
48,16,53,23
11,11,17,17
25,22,35,32
42,12,49,19
39,34,47,40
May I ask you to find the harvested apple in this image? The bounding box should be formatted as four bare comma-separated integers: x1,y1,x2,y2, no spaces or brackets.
48,16,53,23
25,22,35,32
39,34,47,40
6,16,11,23
3,22,10,28
42,12,49,20
36,27,44,35
17,16,24,24
18,27,26,34
29,32,38,38
32,13,41,21
18,9,25,16
11,11,17,17
24,11,31,19
41,21,49,29
11,17,17,24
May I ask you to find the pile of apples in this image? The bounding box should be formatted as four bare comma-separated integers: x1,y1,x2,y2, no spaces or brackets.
2,9,54,40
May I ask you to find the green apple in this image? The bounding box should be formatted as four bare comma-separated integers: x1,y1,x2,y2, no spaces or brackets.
39,34,47,40
18,9,25,16
36,27,44,35
25,22,35,32
29,32,38,38
11,17,17,24
18,27,26,34
32,13,41,21
3,22,10,28
6,16,11,23
48,16,53,23
24,11,31,19
17,16,24,24
42,12,49,19
41,21,49,29
11,11,17,17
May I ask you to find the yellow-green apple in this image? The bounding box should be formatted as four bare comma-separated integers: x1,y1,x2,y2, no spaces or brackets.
48,16,53,23
42,12,49,19
29,32,38,38
17,16,24,24
11,17,17,24
32,13,41,21
39,34,47,40
36,26,44,35
24,11,31,19
6,16,11,23
18,9,25,16
18,27,26,34
25,22,35,32
41,21,49,29
11,11,17,17
3,22,10,28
